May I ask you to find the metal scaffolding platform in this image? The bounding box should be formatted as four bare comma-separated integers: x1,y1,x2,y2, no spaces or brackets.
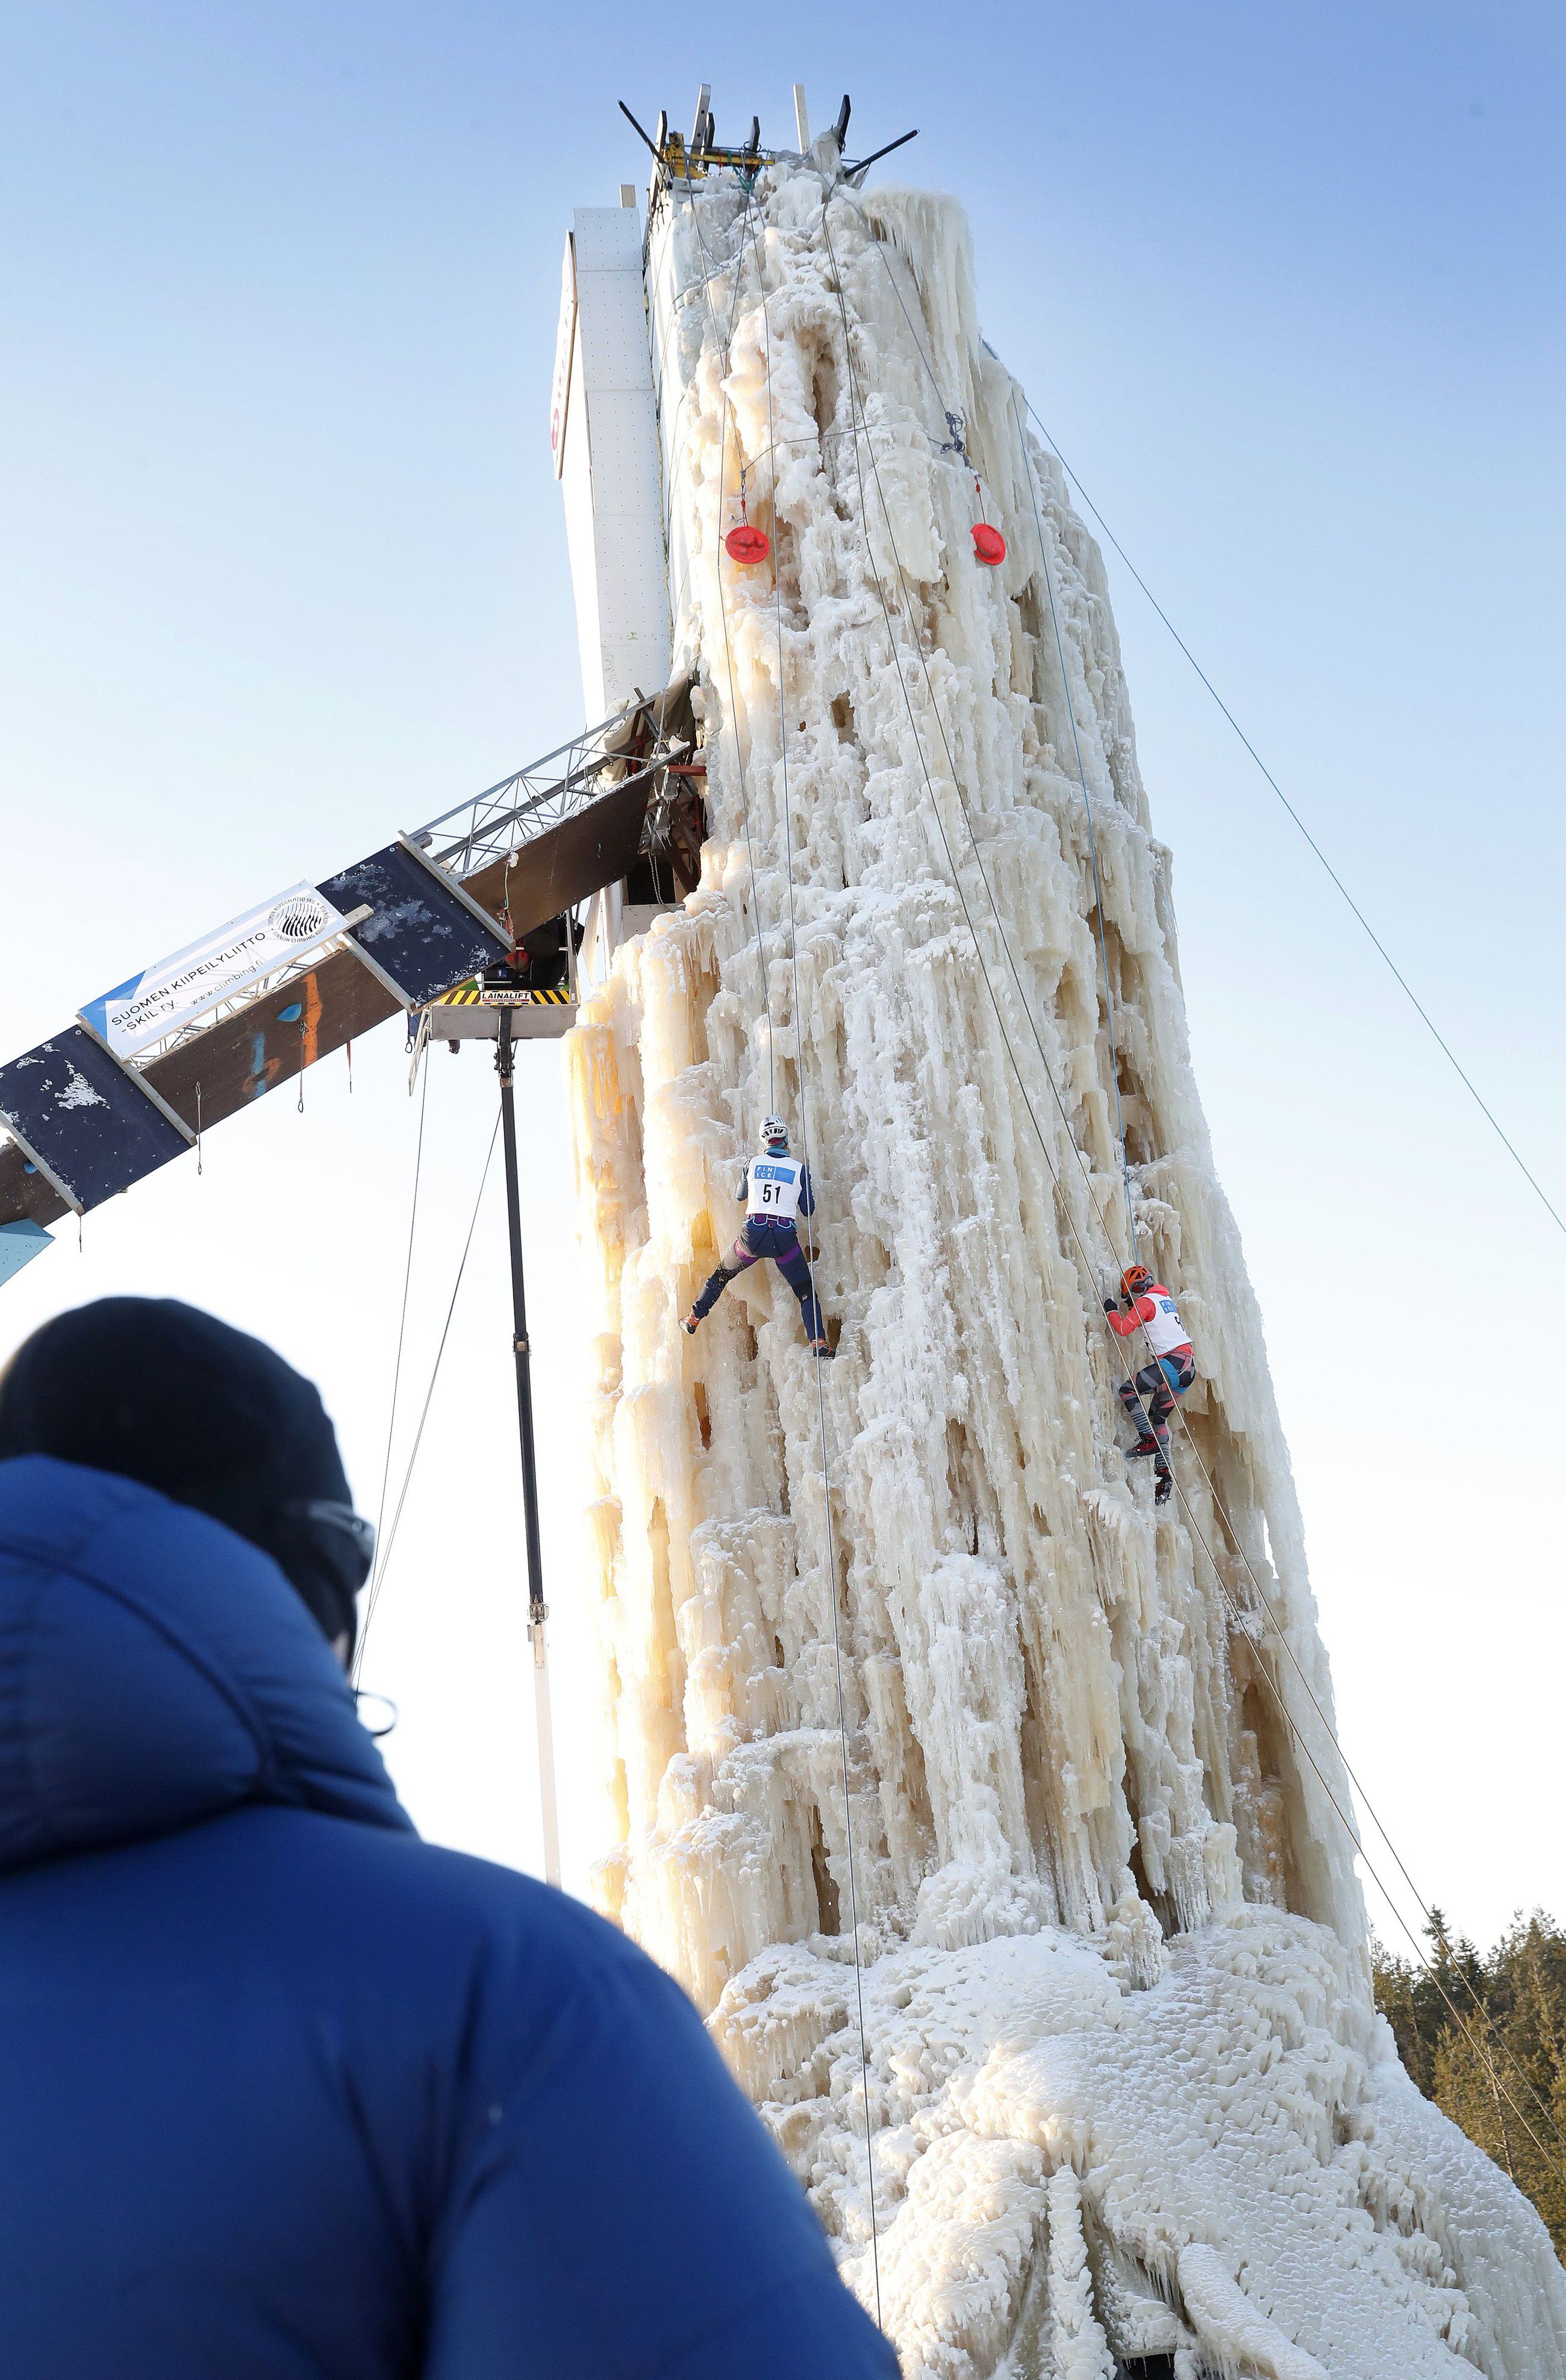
0,677,697,1235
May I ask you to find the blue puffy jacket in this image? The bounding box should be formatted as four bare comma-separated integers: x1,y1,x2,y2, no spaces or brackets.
0,1456,897,2379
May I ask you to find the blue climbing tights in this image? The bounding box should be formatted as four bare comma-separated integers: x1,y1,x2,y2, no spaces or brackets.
692,1219,823,1341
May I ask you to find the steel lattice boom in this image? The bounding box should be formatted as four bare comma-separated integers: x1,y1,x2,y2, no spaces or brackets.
0,676,700,1246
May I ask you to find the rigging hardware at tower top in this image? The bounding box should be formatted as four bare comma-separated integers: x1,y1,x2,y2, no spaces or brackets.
617,87,917,204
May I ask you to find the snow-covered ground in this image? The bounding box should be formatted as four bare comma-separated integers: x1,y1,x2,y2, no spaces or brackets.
561,147,1566,2376
718,1911,1564,2378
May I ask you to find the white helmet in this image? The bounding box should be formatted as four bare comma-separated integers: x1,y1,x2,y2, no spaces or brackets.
759,1114,789,1149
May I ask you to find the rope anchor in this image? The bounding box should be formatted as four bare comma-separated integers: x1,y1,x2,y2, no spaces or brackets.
971,474,1006,567
725,461,771,565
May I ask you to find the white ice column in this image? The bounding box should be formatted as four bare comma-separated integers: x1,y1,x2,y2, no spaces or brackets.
557,157,1566,2380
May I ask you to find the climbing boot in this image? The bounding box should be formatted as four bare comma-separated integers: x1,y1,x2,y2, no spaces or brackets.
682,1308,702,1337
810,1335,835,1361
1125,1435,1161,1460
1154,1467,1173,1507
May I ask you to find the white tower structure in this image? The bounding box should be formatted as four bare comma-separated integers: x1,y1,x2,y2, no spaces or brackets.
552,200,671,723
555,112,1566,2380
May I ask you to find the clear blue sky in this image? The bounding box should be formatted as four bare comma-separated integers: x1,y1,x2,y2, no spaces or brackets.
3,3,1562,1954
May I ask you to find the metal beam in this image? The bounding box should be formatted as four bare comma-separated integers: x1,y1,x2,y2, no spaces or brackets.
496,1006,561,1887
338,936,416,1012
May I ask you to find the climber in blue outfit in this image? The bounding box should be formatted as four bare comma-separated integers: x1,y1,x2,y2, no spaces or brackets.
684,1117,834,1358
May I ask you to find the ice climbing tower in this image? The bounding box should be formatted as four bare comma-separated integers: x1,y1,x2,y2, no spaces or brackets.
557,104,1566,2380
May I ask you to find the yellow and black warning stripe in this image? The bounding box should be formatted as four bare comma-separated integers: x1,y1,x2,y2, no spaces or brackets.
426,981,575,1010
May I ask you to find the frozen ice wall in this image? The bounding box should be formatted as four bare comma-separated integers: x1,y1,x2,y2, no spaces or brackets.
563,151,1566,2378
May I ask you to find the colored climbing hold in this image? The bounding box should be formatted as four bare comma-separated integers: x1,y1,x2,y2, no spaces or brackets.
972,521,1006,566
725,522,770,565
278,1003,304,1025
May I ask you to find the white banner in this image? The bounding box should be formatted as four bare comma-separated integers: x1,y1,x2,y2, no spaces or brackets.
81,884,348,1060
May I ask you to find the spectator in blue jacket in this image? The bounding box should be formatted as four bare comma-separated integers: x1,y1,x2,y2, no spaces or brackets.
0,1298,897,2380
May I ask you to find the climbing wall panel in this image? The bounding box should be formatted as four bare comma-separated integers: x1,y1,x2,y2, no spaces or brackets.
0,1029,187,1213
318,842,505,1007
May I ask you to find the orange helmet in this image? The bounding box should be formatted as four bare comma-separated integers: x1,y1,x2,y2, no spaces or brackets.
1121,1264,1154,1299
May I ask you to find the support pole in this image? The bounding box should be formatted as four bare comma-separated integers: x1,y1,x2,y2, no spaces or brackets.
495,1007,562,1886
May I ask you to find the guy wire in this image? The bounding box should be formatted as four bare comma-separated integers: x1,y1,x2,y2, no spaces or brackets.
1024,397,1566,1252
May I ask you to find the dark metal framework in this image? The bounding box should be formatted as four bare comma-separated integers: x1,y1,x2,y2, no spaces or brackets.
494,1004,560,1882
0,675,703,1237
416,683,693,879
618,90,916,199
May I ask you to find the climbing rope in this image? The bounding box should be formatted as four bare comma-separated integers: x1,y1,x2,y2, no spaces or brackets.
1006,379,1137,1253
654,182,744,637
354,1058,429,1687
819,196,1129,1276
813,188,1566,2181
817,193,1137,1262
677,180,778,1110
355,1109,499,1676
652,168,889,2308
740,197,884,2323
832,187,1137,1252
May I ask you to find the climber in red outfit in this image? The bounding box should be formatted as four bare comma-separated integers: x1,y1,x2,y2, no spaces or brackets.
1103,1263,1194,1508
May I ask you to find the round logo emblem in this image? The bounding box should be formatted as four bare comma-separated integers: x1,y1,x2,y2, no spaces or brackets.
269,894,333,942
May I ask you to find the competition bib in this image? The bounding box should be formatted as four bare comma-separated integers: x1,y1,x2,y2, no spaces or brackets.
1142,1292,1190,1357
747,1158,803,1222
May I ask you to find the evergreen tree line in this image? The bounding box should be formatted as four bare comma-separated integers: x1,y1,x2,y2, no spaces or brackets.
1373,1910,1566,2254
